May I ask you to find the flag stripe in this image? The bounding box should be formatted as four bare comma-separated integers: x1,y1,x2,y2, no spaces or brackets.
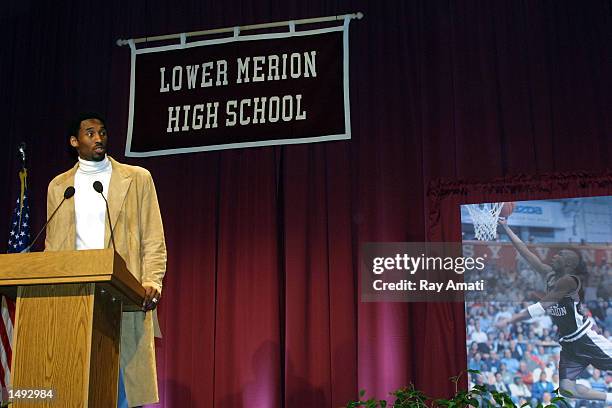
1,298,13,355
0,325,9,388
6,298,14,323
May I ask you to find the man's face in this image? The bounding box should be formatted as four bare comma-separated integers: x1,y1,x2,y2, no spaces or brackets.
551,249,578,272
551,252,565,270
70,118,107,161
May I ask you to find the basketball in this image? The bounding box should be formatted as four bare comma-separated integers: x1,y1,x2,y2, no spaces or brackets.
500,202,515,217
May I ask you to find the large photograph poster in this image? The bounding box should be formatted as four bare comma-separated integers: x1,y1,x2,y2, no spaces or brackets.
461,197,612,407
125,21,351,157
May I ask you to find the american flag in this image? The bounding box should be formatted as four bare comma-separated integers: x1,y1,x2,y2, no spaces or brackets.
7,169,30,253
1,168,30,390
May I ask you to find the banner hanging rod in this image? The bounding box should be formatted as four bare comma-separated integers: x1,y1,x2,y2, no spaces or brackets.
116,12,363,46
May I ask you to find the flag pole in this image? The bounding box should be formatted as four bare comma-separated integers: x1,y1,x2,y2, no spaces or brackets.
16,143,27,217
17,142,26,171
116,12,364,47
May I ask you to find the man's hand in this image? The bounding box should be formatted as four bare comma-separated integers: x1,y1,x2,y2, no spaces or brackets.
142,285,161,312
498,218,508,226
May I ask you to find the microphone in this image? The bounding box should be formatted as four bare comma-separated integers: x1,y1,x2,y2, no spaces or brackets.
22,186,75,252
93,181,117,251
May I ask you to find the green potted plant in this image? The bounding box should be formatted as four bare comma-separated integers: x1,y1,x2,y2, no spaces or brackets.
344,370,568,408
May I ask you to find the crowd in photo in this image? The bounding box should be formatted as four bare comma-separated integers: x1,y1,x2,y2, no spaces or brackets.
466,299,612,407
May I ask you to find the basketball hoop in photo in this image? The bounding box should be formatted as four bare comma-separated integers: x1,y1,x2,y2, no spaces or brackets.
466,202,515,241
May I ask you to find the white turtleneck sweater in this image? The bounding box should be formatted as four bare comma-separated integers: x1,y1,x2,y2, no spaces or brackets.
74,156,112,250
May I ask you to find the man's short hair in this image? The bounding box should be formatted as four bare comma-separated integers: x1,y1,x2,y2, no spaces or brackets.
68,112,106,139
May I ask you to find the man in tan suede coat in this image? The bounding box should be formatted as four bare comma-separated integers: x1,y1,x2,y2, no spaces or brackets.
45,113,166,407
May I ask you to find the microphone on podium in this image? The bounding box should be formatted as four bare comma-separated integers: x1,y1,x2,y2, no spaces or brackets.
93,181,117,251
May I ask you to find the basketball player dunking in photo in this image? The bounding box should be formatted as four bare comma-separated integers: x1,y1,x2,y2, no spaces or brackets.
495,219,612,405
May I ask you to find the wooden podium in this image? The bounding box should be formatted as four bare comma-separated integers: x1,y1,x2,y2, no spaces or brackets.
0,248,145,407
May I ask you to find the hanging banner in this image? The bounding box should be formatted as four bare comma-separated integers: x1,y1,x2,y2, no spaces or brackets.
125,18,352,157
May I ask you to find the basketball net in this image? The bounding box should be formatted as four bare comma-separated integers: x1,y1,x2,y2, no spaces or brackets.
466,202,504,241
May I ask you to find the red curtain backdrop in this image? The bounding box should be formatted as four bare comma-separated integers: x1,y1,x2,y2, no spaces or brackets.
1,1,611,407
